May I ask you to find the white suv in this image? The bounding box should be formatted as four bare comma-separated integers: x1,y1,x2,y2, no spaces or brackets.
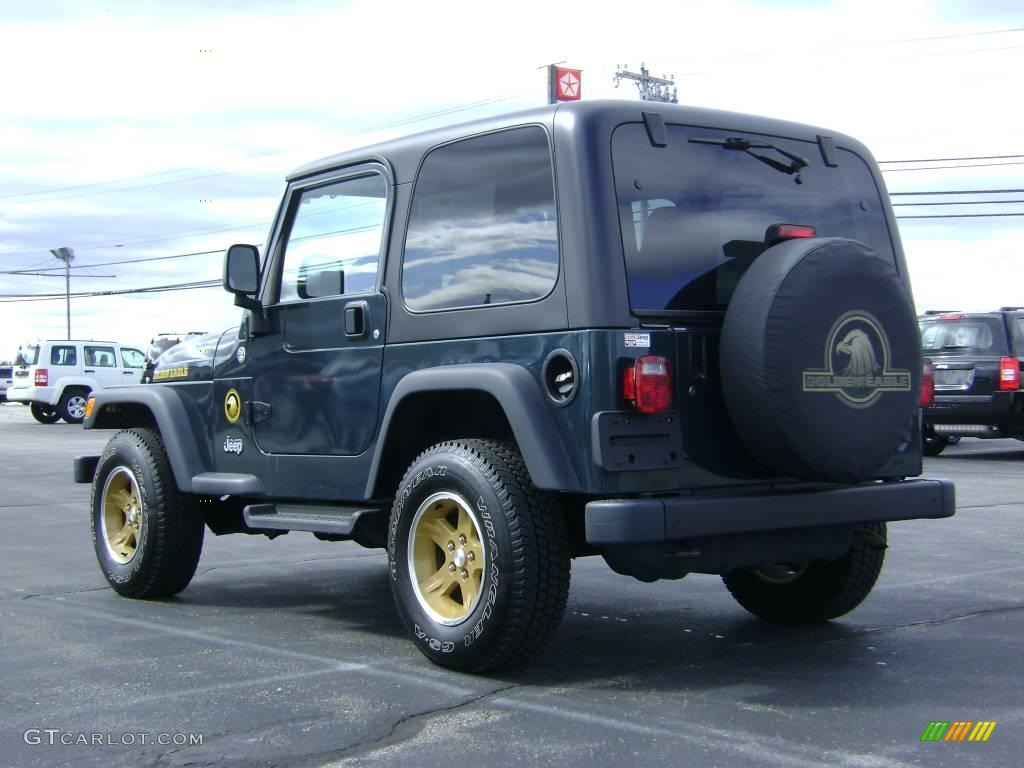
8,340,145,423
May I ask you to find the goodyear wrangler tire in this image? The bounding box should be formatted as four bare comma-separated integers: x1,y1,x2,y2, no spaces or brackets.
388,439,571,672
720,238,921,482
722,522,886,623
90,428,204,598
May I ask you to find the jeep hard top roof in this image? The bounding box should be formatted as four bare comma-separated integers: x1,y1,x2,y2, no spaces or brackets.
288,100,875,184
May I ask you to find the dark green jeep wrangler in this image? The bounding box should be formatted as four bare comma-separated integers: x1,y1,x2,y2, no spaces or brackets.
75,100,955,672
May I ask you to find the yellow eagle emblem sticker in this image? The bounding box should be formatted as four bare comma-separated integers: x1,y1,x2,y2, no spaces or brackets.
224,388,242,424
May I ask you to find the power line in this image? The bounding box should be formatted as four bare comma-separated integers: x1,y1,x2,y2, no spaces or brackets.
0,249,225,275
882,160,1024,172
895,212,1024,219
892,199,1024,206
889,188,1024,196
878,154,1024,164
0,279,221,303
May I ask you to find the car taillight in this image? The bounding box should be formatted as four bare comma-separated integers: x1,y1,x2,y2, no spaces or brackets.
623,355,672,414
999,357,1020,391
764,223,816,246
920,358,934,407
34,369,48,386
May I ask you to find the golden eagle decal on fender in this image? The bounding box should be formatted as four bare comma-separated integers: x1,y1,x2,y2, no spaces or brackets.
802,310,912,408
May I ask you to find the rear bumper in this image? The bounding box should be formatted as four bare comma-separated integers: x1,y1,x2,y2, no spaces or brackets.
925,391,1024,427
5,386,55,406
585,478,955,545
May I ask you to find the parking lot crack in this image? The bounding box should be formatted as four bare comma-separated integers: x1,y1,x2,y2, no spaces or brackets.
11,585,109,602
855,605,1024,635
316,683,518,763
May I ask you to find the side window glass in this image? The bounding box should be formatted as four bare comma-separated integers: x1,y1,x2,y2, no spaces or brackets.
279,173,387,303
402,126,558,312
50,345,77,366
121,348,145,368
85,346,116,367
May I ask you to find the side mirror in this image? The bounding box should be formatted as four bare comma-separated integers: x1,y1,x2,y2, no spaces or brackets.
224,244,260,310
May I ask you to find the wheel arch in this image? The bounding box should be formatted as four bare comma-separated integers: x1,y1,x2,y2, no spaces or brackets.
366,364,582,499
86,386,212,493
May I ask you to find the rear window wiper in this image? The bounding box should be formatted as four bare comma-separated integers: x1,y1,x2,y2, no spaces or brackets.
690,136,809,175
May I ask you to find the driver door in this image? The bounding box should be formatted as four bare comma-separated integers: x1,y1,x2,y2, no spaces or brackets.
247,165,390,457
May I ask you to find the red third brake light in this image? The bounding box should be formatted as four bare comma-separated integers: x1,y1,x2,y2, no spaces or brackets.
764,223,816,246
999,357,1020,391
920,358,934,407
623,355,672,414
34,369,48,386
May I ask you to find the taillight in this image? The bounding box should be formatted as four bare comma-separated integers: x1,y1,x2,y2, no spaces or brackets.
623,355,672,414
765,223,816,246
34,369,48,386
999,357,1020,391
920,358,934,407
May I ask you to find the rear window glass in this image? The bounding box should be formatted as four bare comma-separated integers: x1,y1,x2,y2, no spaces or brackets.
16,345,39,365
612,124,895,313
51,345,77,366
920,317,1008,355
402,126,558,312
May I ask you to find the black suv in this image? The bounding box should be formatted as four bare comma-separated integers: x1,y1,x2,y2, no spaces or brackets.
74,100,954,672
920,308,1024,455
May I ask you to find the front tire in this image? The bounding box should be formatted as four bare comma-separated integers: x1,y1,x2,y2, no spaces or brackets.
59,387,90,424
90,428,204,598
722,522,886,623
388,440,571,672
30,402,61,424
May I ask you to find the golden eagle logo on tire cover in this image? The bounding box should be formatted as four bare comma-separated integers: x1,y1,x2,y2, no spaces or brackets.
802,310,912,408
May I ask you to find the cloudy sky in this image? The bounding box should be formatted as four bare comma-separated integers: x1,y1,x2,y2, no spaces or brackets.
1,0,1021,359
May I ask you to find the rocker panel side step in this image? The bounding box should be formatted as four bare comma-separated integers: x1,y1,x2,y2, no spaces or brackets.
243,503,386,535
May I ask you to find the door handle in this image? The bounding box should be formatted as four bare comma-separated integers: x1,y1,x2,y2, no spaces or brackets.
123,371,134,375
84,369,95,373
344,301,369,339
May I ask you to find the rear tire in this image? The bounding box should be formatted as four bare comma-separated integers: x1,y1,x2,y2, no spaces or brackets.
387,439,571,672
58,387,90,424
90,428,204,598
30,402,60,424
722,522,886,623
922,426,949,457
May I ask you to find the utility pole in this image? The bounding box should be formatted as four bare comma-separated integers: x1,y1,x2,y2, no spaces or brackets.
50,247,74,339
614,63,677,103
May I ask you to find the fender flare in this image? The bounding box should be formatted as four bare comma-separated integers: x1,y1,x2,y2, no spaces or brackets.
366,363,582,496
85,385,213,492
49,377,97,405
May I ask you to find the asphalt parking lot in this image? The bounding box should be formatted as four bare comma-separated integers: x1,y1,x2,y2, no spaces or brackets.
1,403,1020,768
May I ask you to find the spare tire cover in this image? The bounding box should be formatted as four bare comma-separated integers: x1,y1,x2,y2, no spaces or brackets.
720,238,920,482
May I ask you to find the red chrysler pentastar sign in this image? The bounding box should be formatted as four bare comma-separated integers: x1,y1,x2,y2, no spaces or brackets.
550,65,582,102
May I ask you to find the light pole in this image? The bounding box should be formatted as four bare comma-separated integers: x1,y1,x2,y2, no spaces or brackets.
50,247,74,339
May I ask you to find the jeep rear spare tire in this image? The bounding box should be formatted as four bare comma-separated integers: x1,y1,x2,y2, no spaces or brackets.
720,238,921,482
723,522,886,622
387,440,571,672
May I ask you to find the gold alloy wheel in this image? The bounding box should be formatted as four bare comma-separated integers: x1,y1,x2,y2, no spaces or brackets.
407,491,486,626
100,466,143,564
